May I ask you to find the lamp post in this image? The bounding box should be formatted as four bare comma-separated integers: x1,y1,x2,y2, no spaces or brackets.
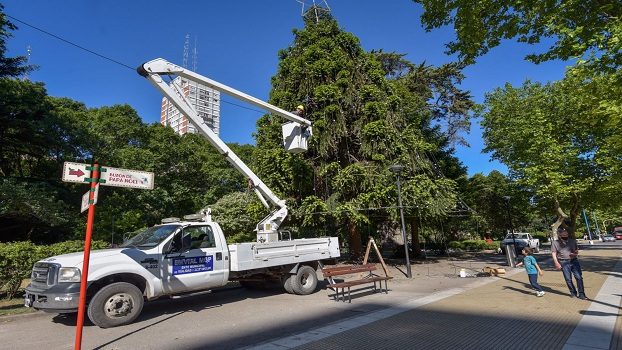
502,196,517,267
389,164,412,278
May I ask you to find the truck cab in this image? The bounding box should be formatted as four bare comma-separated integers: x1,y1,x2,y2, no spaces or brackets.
130,220,231,294
25,218,231,328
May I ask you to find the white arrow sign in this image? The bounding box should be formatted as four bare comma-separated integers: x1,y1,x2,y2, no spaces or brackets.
101,166,154,190
62,162,154,190
81,185,99,213
62,162,90,183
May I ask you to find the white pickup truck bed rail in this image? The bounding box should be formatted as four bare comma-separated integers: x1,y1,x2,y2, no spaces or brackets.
229,237,340,271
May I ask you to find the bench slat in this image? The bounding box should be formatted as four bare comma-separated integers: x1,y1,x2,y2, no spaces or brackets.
321,264,376,277
329,276,392,289
321,263,375,273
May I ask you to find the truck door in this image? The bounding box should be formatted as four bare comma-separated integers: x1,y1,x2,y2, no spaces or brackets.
161,225,226,294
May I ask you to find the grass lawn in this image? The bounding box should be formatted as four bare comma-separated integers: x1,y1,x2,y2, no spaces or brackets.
0,279,36,317
0,294,35,317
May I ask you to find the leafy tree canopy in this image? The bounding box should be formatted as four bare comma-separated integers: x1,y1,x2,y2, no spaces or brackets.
254,9,473,256
482,67,622,231
414,0,622,72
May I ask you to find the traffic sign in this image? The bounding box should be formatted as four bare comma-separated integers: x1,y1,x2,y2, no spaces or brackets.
80,185,99,213
101,166,154,190
62,162,90,183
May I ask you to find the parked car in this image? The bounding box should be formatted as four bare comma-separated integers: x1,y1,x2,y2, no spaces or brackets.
614,232,622,240
601,234,616,242
500,233,540,254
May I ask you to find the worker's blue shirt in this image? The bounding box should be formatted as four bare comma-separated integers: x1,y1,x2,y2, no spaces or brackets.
523,255,538,275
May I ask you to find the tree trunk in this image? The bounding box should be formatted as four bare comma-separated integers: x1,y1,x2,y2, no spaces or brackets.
410,216,421,258
552,195,580,239
348,220,362,261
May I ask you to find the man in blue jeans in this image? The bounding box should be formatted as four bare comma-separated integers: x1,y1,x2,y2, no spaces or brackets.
551,227,587,300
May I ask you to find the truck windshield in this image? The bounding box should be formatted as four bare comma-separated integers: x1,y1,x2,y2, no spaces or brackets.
121,224,180,249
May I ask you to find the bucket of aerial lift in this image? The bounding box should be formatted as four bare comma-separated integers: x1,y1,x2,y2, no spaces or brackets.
282,122,312,153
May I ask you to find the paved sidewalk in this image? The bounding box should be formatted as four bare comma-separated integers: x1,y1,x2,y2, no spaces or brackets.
247,245,622,350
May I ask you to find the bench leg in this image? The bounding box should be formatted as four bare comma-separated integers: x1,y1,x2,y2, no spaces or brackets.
348,286,351,303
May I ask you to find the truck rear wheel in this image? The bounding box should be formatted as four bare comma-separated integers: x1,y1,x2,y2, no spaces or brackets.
290,265,318,295
87,282,144,328
283,274,295,294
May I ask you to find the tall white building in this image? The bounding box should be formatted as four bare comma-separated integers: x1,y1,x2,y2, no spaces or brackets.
160,76,221,135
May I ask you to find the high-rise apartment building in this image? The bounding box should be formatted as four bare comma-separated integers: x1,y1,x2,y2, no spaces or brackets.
160,76,221,135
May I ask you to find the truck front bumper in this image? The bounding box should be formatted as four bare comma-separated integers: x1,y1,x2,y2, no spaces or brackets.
24,282,82,313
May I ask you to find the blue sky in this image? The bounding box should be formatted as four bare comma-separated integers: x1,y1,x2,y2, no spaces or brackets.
3,0,570,176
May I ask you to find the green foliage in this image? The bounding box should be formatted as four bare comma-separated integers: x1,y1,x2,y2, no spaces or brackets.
0,76,252,242
0,5,477,255
448,239,498,251
207,192,264,243
0,241,43,299
0,178,79,243
415,0,622,72
0,240,107,299
481,68,622,227
44,240,110,257
256,11,472,257
532,233,549,242
0,79,59,178
459,171,535,237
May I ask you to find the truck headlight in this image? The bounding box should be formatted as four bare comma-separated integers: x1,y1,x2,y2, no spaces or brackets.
58,267,81,283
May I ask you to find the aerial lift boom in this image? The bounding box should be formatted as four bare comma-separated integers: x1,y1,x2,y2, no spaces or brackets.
138,58,312,243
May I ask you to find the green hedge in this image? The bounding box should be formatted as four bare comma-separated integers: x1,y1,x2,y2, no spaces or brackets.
448,240,500,251
0,240,109,299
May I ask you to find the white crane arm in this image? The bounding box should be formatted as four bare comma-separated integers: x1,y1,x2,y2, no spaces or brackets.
138,58,311,243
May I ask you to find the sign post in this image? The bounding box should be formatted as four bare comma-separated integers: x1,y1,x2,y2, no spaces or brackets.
74,162,100,350
62,161,154,350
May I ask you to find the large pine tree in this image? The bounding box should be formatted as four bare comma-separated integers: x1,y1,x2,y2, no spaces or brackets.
254,9,472,258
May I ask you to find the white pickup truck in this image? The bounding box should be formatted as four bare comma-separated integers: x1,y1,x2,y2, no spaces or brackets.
500,232,540,253
24,213,339,328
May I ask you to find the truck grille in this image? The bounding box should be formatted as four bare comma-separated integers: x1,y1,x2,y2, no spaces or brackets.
31,262,59,286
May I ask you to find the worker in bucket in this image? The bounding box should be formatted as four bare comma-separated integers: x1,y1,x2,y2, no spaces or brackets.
293,105,305,117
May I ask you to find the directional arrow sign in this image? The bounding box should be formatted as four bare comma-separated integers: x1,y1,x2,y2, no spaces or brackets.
62,162,90,183
101,166,154,190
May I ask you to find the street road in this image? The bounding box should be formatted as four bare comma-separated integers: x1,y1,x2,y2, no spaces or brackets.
0,263,495,350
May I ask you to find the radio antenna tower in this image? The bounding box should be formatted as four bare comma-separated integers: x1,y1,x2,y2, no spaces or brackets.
23,45,31,81
182,34,190,68
296,0,331,23
192,36,198,72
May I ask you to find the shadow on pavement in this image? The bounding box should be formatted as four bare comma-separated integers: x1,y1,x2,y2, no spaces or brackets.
51,283,291,328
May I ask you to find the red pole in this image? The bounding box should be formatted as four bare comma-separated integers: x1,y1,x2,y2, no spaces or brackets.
74,163,99,350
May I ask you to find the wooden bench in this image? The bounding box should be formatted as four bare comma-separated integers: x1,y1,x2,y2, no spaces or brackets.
321,263,393,303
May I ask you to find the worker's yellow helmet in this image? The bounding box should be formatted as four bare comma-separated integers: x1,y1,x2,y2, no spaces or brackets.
296,105,304,111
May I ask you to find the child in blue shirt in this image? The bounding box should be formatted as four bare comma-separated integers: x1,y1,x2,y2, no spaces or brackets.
516,247,545,297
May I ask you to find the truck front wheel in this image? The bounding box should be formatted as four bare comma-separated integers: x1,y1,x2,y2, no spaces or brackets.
87,282,144,328
290,265,318,295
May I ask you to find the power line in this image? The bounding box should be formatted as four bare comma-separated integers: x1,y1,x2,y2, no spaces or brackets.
221,99,265,114
6,14,268,117
6,14,135,71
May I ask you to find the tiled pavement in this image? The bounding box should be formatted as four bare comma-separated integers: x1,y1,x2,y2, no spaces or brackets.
247,245,622,350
